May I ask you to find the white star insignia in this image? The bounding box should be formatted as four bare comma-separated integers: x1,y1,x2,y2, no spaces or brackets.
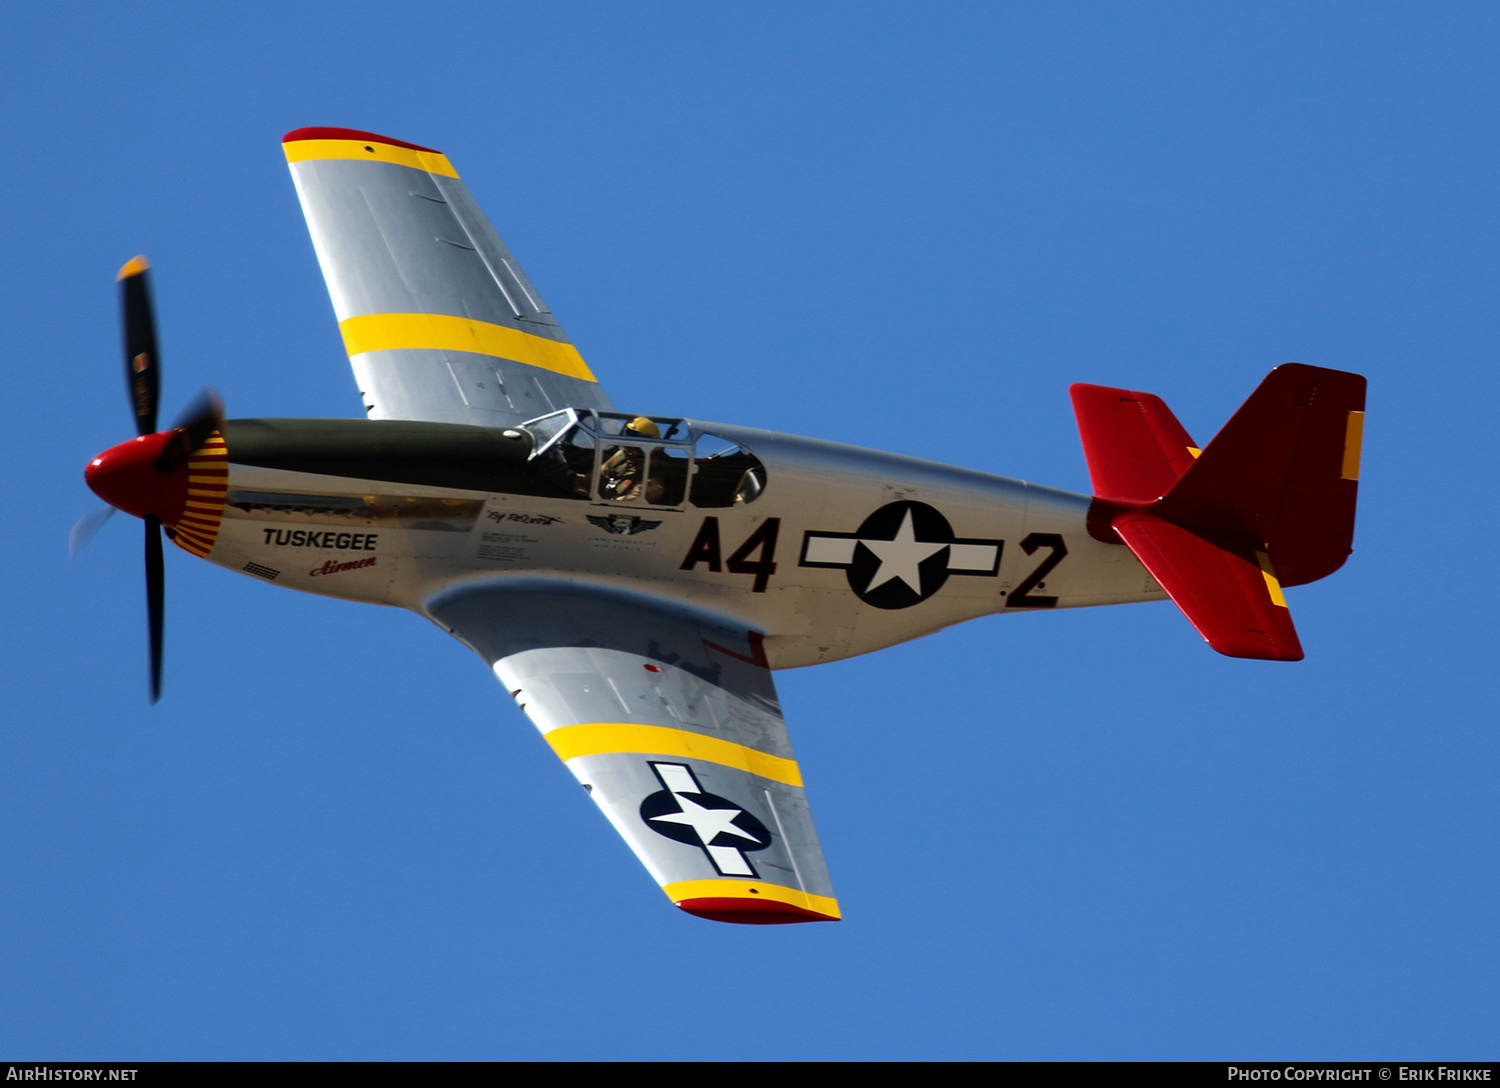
650,793,761,846
861,509,947,592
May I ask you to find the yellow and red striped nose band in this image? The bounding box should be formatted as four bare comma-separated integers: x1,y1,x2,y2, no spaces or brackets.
167,431,228,558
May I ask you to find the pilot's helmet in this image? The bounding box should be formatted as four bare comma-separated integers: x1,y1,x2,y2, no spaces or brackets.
625,416,661,439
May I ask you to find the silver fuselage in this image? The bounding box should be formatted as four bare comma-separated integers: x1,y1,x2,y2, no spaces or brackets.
200,416,1163,668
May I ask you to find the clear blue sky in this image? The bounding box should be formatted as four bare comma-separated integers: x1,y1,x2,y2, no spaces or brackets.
3,2,1497,1060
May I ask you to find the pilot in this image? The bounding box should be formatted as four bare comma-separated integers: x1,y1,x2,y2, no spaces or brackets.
625,416,661,440
600,417,661,501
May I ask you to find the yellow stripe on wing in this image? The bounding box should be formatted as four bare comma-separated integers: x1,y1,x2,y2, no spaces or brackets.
283,137,459,178
544,722,803,787
338,312,597,383
662,880,841,920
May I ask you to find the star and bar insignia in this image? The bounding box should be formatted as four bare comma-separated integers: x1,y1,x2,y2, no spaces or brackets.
799,500,1002,609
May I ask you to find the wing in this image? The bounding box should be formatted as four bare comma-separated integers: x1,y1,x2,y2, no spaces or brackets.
283,127,614,428
427,581,841,924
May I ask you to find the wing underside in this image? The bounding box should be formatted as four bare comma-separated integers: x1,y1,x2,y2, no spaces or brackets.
283,127,614,428
427,581,840,924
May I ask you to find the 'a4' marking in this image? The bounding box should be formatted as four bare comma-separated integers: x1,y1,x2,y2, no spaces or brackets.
680,517,781,592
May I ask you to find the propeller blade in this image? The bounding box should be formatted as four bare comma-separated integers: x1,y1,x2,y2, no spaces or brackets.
154,387,225,473
69,505,116,558
119,256,159,437
145,515,164,703
171,386,224,443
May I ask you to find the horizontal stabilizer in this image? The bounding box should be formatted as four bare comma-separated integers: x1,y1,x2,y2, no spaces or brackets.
1070,383,1200,504
1113,513,1303,661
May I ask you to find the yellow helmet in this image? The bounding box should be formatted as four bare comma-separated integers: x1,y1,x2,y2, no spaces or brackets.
626,416,661,439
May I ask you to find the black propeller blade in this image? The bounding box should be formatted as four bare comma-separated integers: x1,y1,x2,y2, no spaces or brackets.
119,256,159,437
146,514,164,704
154,387,225,473
172,387,225,449
119,255,171,702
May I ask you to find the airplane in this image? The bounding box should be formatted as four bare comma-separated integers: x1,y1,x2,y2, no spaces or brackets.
81,127,1367,926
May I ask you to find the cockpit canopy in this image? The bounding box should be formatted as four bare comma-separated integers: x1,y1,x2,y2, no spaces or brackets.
525,409,765,508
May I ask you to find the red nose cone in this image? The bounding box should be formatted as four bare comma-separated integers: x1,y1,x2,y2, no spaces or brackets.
85,431,190,524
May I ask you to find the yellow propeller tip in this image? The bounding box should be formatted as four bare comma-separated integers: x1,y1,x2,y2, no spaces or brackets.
116,255,150,280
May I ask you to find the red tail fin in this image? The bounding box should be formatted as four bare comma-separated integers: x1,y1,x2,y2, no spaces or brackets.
1156,364,1366,586
1071,365,1366,661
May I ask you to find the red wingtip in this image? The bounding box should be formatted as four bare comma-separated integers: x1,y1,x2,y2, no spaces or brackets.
282,127,441,154
676,897,840,925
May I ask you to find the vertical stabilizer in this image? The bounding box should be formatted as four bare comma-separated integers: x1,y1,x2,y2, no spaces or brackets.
1157,364,1365,587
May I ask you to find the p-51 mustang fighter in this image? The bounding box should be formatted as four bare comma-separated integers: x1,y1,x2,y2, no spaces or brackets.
83,128,1367,925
